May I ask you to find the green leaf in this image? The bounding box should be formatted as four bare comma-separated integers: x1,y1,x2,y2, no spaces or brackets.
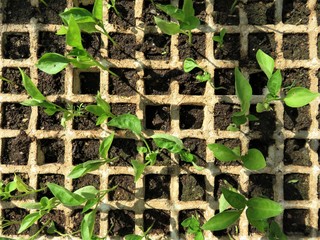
246,197,283,221
68,159,106,179
249,218,269,232
18,212,43,233
14,175,33,193
78,22,98,33
85,105,105,116
19,68,46,101
156,4,185,21
125,235,143,240
92,0,103,20
99,133,114,159
221,188,246,209
154,17,181,35
81,210,96,240
137,146,148,154
179,150,195,163
202,210,242,231
67,15,83,49
180,16,200,30
196,72,211,82
235,68,252,115
60,8,96,24
74,186,98,199
218,193,231,213
256,49,274,79
96,115,108,125
5,181,17,193
82,198,99,213
284,87,320,108
241,148,266,170
207,143,239,162
256,102,270,113
96,92,112,114
131,160,146,182
36,53,69,75
47,183,85,206
182,0,195,18
269,221,287,240
152,134,184,153
195,231,204,240
268,70,282,96
107,114,142,135
56,25,68,35
20,202,42,210
183,58,199,72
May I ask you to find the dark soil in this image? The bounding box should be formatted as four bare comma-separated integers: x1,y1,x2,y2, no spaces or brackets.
283,209,310,236
214,139,241,166
37,108,63,130
1,103,31,130
178,33,206,60
147,139,172,166
37,138,65,164
108,210,135,236
249,174,275,199
249,138,274,159
38,70,65,95
108,0,135,29
141,0,170,26
40,210,66,235
145,174,170,200
214,68,235,95
284,139,311,166
2,208,29,235
108,33,136,59
249,72,268,95
144,209,170,235
179,105,204,129
284,105,311,131
109,69,138,96
108,175,135,201
214,103,238,130
72,174,100,191
1,131,31,165
284,173,309,200
72,139,100,165
245,0,275,25
213,0,239,25
73,105,99,130
82,33,102,58
37,174,65,200
282,68,310,90
1,68,29,94
37,31,65,58
76,72,100,95
177,70,206,95
2,0,35,23
214,33,240,60
282,34,309,60
70,210,100,237
139,34,171,60
282,0,309,25
110,103,136,116
179,209,204,234
38,0,67,24
180,138,206,167
179,174,205,201
144,69,179,95
3,33,30,59
145,105,171,130
214,174,239,200
109,138,138,166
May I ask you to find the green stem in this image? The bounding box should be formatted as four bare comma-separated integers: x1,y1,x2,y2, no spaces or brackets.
0,76,14,83
88,55,118,77
99,23,117,47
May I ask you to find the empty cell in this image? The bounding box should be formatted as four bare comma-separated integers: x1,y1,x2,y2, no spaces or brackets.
72,139,100,165
141,0,170,26
108,175,135,201
284,105,311,131
144,209,170,235
109,68,138,96
38,0,67,24
213,0,239,25
180,138,206,167
144,69,175,95
73,174,100,191
108,210,135,236
2,208,29,235
180,105,204,129
284,139,311,166
214,174,239,200
145,174,170,200
37,174,64,200
108,33,136,59
283,68,310,89
283,34,309,60
249,174,275,199
179,174,206,201
108,0,135,28
248,33,275,61
249,72,268,95
282,0,309,25
109,138,138,166
1,131,31,165
3,33,30,59
38,70,65,95
214,103,238,130
284,173,309,200
249,104,276,136
37,139,64,164
81,33,101,57
214,33,240,60
75,72,100,94
37,107,63,131
141,34,171,60
178,33,206,60
214,68,235,95
37,31,65,58
179,209,204,234
1,68,29,94
283,209,310,236
245,0,275,25
73,104,99,130
145,105,170,130
1,103,31,130
110,103,136,116
3,0,35,24
178,70,206,95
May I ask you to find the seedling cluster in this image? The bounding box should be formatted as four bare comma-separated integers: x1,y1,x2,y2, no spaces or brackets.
0,0,318,239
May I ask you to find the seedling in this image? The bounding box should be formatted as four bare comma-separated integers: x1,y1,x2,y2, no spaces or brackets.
202,187,286,240
230,0,239,14
256,49,319,112
154,0,200,45
19,69,84,128
124,224,153,240
213,28,226,48
107,0,121,17
227,68,258,131
181,214,204,240
207,143,266,170
183,58,211,83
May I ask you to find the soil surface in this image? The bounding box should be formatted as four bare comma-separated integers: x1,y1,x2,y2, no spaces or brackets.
108,0,135,29
213,0,239,25
180,138,206,167
72,174,100,191
108,210,135,236
70,210,100,237
109,69,138,96
145,105,171,131
284,173,309,201
1,68,28,94
249,174,275,199
145,174,170,200
37,139,65,164
179,174,205,201
144,69,179,95
108,33,136,59
283,34,309,60
178,33,206,60
179,105,204,129
282,0,309,25
2,103,31,130
283,209,310,236
3,33,30,59
40,210,66,235
37,174,65,200
109,138,138,166
214,103,238,130
2,208,29,235
72,139,100,165
177,70,206,95
38,71,65,96
144,209,170,235
245,0,275,25
214,33,240,60
37,31,65,58
77,72,100,95
108,175,135,201
139,34,171,60
214,174,239,200
214,68,235,95
284,139,311,166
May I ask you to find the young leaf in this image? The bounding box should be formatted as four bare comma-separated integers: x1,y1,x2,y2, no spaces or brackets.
47,183,85,206
219,193,231,213
207,143,239,162
202,210,242,231
268,69,282,96
125,235,143,240
235,68,252,115
19,68,46,101
156,4,184,21
241,148,266,170
82,198,99,214
154,17,181,35
36,53,70,75
180,16,200,30
60,8,96,24
18,212,43,233
68,159,106,179
107,114,142,135
20,202,42,210
284,87,320,108
74,186,98,199
67,15,83,49
184,58,199,72
99,133,114,159
269,221,287,240
131,159,146,182
249,218,269,232
81,210,96,240
152,134,184,153
246,197,283,221
182,0,195,17
14,175,33,193
256,49,274,79
92,0,103,20
221,188,246,210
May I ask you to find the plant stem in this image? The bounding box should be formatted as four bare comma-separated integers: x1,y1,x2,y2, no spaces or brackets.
99,23,117,47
